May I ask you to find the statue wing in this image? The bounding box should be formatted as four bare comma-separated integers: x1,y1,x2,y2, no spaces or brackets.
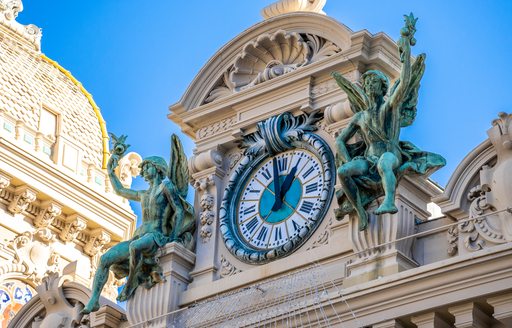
390,54,426,127
331,72,368,113
168,134,189,198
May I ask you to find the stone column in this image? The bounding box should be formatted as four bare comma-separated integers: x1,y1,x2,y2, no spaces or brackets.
188,148,225,287
344,188,423,287
125,242,195,327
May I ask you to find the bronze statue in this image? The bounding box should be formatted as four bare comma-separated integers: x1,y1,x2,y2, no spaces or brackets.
332,13,445,231
82,134,195,314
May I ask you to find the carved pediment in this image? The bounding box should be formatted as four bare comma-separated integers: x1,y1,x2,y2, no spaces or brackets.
203,30,341,104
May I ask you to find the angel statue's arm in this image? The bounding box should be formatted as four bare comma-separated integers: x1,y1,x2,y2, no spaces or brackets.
107,155,141,201
388,13,417,109
335,115,359,164
331,72,367,113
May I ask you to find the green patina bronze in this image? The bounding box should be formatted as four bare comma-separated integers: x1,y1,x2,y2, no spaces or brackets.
82,133,195,314
332,13,446,231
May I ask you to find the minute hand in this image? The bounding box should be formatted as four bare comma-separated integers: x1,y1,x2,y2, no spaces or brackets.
278,160,301,202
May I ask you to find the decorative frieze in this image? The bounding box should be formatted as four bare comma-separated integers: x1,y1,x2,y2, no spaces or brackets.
84,229,111,257
59,214,87,243
8,185,37,214
196,116,237,140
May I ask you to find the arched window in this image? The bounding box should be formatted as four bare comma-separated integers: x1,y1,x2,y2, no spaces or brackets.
0,280,36,327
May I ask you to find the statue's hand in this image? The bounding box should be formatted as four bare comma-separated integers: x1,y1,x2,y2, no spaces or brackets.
107,154,120,172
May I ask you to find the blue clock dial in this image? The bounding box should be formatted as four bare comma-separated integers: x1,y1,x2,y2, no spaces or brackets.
219,112,335,264
237,149,324,250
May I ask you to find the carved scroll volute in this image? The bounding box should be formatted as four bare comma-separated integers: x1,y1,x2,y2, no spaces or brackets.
8,185,37,214
59,214,87,243
189,149,223,175
34,201,62,228
84,228,111,257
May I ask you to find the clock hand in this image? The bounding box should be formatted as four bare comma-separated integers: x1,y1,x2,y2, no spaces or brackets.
271,157,282,211
277,158,302,204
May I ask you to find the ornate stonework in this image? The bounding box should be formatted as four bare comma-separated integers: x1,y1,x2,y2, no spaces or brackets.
204,30,340,103
34,201,62,229
196,116,237,140
8,185,36,214
261,0,327,19
83,229,111,257
59,215,87,243
219,254,241,278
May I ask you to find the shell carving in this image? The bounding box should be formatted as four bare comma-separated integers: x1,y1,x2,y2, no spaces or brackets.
230,30,310,90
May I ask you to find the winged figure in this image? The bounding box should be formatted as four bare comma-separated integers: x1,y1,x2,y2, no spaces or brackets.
82,134,195,314
331,13,445,231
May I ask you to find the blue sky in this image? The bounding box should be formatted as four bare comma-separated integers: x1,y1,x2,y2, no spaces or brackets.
19,1,512,191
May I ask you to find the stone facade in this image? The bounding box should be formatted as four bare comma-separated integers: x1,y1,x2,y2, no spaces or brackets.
10,1,512,327
0,1,136,326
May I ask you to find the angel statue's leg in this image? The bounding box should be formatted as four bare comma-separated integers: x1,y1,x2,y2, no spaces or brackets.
375,152,400,215
338,159,370,231
81,241,130,314
117,234,157,302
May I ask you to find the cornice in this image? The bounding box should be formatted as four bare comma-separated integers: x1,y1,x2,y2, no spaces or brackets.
0,137,135,240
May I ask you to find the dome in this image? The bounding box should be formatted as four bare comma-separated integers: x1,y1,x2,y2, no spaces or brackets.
0,0,109,180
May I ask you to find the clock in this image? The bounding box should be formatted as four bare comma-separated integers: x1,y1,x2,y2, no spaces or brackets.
219,112,335,264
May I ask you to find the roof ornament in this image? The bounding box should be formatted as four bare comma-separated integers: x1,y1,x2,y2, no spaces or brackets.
0,0,41,51
261,0,326,20
0,0,22,20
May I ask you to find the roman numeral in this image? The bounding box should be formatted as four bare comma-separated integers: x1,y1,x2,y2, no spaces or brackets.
278,157,288,172
256,226,268,242
274,227,282,241
302,167,315,179
248,189,260,193
291,220,300,231
299,201,314,214
243,205,256,216
305,182,318,194
245,217,258,234
261,167,272,180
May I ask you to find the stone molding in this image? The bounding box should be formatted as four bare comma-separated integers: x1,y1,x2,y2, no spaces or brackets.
261,0,326,19
0,0,41,51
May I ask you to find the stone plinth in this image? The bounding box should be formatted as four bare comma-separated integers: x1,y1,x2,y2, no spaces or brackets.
125,242,195,327
343,195,420,287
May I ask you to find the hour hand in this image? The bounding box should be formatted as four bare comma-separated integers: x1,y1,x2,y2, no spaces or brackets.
271,158,282,211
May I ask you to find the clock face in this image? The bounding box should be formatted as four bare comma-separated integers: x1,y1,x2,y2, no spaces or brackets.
237,149,325,250
220,132,335,264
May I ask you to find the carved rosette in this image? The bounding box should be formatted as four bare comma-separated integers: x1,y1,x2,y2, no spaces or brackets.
8,185,37,214
84,229,111,257
204,30,340,103
59,215,87,243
